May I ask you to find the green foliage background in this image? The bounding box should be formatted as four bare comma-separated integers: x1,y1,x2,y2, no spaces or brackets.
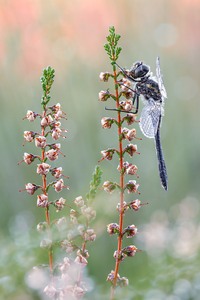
0,0,200,299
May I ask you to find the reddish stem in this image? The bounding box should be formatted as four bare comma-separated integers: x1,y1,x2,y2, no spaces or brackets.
111,67,125,298
41,109,53,275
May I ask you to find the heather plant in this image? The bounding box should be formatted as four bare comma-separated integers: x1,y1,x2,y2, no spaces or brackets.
19,66,101,299
99,26,147,299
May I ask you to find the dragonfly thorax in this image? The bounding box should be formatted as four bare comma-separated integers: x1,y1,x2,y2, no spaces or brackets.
136,78,162,102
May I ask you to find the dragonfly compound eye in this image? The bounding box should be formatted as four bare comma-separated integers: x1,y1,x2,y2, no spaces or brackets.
134,63,149,78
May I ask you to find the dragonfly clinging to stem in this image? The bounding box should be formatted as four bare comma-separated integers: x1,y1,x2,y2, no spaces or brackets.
108,57,168,190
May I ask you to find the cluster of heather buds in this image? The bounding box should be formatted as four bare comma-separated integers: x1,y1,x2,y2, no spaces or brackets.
99,27,148,295
21,101,68,206
20,67,99,299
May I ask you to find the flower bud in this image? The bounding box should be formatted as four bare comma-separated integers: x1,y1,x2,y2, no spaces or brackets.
55,197,66,211
37,221,48,232
103,181,117,193
24,131,36,142
37,163,51,175
101,117,114,129
107,223,120,235
52,127,62,140
37,194,48,207
51,167,63,178
98,90,110,101
74,254,88,266
101,149,115,161
84,228,96,241
46,149,59,161
119,100,133,111
113,250,125,261
25,110,37,122
122,114,138,125
126,180,140,194
74,196,84,207
99,72,111,82
107,270,120,283
129,199,141,211
41,115,53,127
124,224,137,238
126,164,138,176
124,144,139,157
122,245,138,257
120,78,132,91
35,136,46,148
51,103,61,113
54,179,65,192
25,183,39,195
116,201,128,213
23,152,35,165
126,128,137,141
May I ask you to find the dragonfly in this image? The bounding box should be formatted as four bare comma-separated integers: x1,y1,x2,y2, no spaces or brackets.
114,57,168,191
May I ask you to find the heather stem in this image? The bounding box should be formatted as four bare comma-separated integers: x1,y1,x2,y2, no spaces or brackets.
111,66,125,297
41,109,53,275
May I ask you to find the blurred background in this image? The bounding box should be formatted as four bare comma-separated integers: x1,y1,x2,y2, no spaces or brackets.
0,0,200,299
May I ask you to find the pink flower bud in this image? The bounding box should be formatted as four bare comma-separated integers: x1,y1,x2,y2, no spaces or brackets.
37,163,51,175
46,149,58,161
99,72,110,82
25,183,39,195
74,254,88,266
107,270,120,283
37,194,48,207
119,100,133,111
101,149,115,161
51,167,63,178
124,224,137,238
54,179,65,192
113,250,125,261
24,131,36,142
126,180,140,194
25,110,37,122
103,181,116,193
51,103,61,113
35,136,46,148
122,245,138,257
126,164,138,176
74,196,84,207
98,90,110,101
129,199,141,211
101,117,114,129
55,197,66,211
52,127,62,140
84,228,96,241
123,114,138,125
41,115,53,127
23,152,35,164
125,144,139,157
107,223,120,235
126,128,137,141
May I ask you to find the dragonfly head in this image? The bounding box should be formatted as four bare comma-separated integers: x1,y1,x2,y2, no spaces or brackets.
129,61,150,79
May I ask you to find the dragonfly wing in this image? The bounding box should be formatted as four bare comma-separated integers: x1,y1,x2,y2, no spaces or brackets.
156,57,167,99
139,100,161,138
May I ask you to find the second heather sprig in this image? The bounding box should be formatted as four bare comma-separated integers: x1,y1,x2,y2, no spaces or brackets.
99,26,146,298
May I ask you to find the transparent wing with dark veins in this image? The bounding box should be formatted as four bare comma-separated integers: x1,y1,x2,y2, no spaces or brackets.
139,99,161,138
156,57,167,99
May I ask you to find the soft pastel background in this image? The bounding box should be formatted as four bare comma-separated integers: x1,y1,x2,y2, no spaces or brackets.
1,0,200,299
